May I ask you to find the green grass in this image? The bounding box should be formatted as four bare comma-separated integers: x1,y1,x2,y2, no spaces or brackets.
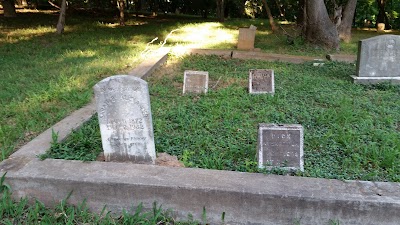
45,55,400,182
0,190,199,224
1,11,391,162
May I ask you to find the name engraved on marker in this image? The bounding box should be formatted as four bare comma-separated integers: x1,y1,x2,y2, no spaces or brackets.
249,69,274,94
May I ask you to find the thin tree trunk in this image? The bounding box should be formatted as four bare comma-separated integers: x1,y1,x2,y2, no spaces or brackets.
261,0,277,32
117,0,125,26
303,0,339,50
56,0,67,34
376,0,386,24
376,0,390,29
2,0,17,17
275,0,284,18
297,0,305,26
135,0,141,17
216,0,224,22
338,0,357,43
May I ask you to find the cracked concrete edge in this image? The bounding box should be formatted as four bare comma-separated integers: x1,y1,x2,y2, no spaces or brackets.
128,47,170,79
8,101,97,161
6,158,400,225
184,48,357,64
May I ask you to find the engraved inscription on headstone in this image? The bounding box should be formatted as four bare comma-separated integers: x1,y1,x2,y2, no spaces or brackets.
257,124,304,171
249,69,274,94
94,75,156,164
353,35,400,84
183,70,209,94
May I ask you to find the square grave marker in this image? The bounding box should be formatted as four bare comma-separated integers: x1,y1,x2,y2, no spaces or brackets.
257,124,304,171
93,75,156,164
183,70,209,94
249,69,274,94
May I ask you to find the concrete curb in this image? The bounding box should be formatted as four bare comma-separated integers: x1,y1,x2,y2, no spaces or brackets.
184,49,357,64
1,48,399,225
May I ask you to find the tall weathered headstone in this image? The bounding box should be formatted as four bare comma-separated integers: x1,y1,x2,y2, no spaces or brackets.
257,124,304,171
94,75,156,164
237,25,257,50
249,69,274,94
353,35,400,84
183,70,209,94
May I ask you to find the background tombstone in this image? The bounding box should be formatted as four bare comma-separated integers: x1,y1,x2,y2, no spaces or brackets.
249,69,274,94
353,34,400,84
237,25,257,50
257,124,304,171
183,70,209,94
94,75,156,164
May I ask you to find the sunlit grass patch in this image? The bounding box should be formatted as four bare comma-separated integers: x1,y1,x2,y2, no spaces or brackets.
168,22,237,49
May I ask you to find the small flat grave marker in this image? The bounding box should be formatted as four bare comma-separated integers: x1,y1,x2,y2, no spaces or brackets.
94,75,156,164
183,70,209,94
257,124,304,171
249,69,274,94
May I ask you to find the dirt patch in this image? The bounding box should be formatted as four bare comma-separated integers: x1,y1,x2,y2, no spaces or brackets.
96,152,185,168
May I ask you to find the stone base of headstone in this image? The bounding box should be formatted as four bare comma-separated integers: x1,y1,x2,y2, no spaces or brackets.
351,76,400,85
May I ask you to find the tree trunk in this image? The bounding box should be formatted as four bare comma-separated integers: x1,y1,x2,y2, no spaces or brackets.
216,0,224,22
135,0,141,17
117,0,125,25
261,0,277,32
337,0,357,43
297,0,305,26
56,0,67,34
2,0,17,17
376,0,390,29
303,0,339,50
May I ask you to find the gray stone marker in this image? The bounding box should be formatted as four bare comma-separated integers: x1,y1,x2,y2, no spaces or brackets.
249,69,274,94
257,124,304,171
237,25,257,50
183,70,209,94
353,34,400,84
94,75,156,164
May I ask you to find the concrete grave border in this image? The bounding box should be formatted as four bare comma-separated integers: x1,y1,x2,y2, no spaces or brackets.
1,48,399,225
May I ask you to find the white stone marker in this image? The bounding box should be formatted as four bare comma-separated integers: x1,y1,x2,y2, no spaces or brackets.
249,69,274,94
94,75,156,164
183,70,209,94
257,124,304,171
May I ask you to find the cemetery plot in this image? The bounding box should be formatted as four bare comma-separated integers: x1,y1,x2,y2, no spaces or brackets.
45,55,400,182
